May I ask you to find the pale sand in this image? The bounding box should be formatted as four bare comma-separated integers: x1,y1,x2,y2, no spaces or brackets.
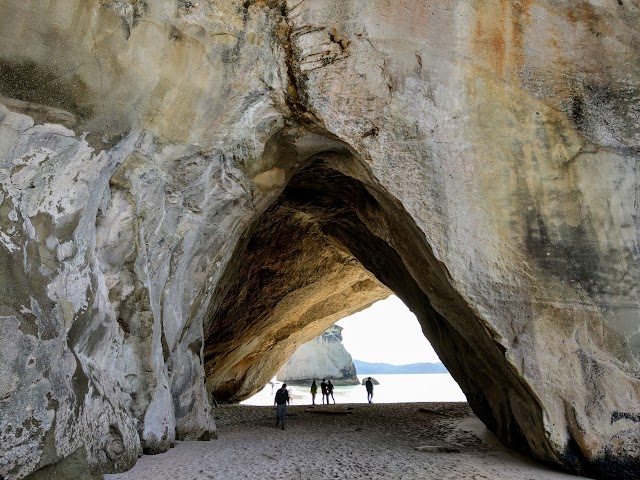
106,403,583,480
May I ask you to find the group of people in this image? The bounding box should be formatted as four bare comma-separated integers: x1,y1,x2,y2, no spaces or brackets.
274,377,375,430
309,379,335,405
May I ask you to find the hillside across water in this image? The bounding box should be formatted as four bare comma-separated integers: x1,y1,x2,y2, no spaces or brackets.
354,360,448,375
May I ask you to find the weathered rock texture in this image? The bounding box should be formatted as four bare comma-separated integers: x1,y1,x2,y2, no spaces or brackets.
277,324,360,385
0,1,639,479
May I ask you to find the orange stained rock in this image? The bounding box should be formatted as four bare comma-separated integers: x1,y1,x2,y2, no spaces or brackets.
471,0,533,82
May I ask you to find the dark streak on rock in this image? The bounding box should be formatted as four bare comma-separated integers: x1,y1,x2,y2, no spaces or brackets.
362,127,378,138
611,412,640,424
0,58,94,120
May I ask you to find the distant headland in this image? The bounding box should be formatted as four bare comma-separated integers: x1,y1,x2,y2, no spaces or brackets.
353,360,448,375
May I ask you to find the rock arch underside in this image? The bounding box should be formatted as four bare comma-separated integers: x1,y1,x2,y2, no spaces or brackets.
0,1,639,479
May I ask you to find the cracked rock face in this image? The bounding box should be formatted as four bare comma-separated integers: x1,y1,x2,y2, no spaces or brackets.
0,1,639,479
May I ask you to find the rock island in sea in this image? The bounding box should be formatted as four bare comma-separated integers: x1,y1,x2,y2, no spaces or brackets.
277,325,360,386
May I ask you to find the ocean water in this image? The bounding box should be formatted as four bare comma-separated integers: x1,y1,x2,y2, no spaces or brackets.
241,373,467,406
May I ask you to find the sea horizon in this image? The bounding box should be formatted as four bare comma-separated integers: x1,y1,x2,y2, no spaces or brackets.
241,373,467,406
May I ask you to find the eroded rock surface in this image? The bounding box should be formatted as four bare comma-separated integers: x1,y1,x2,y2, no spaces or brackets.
0,1,639,479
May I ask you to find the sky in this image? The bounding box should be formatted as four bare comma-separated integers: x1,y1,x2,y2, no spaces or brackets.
336,295,441,365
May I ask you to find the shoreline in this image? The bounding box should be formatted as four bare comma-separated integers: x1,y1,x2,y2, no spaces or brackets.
274,378,361,387
106,402,583,480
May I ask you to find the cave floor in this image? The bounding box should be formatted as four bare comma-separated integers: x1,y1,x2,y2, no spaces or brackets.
106,403,582,480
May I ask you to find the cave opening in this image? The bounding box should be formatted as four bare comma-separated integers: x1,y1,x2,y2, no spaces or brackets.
336,295,444,371
240,294,468,406
333,295,467,403
201,132,543,456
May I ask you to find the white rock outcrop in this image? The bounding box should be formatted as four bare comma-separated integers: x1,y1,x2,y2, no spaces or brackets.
277,325,359,385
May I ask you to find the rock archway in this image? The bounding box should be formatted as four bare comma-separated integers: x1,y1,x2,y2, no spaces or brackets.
203,132,550,460
1,1,639,480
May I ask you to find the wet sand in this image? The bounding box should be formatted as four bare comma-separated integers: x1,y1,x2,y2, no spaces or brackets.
106,402,583,480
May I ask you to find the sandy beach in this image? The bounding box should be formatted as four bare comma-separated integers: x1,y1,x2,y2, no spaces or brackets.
105,403,583,480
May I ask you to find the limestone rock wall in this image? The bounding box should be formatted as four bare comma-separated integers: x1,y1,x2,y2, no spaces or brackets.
1,1,285,475
272,2,640,477
277,325,360,385
0,1,638,479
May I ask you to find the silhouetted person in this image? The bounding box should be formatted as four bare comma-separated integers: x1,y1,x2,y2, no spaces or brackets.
310,380,318,405
274,383,290,430
320,379,328,404
365,377,374,403
327,380,335,404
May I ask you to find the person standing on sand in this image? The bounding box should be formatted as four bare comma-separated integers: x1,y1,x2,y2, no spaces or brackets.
365,377,374,403
310,380,318,405
320,379,328,404
327,380,335,404
274,383,290,430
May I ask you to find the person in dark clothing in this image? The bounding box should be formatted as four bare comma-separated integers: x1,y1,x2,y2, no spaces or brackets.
327,380,335,404
274,384,290,430
365,377,374,403
320,379,328,405
310,380,318,405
